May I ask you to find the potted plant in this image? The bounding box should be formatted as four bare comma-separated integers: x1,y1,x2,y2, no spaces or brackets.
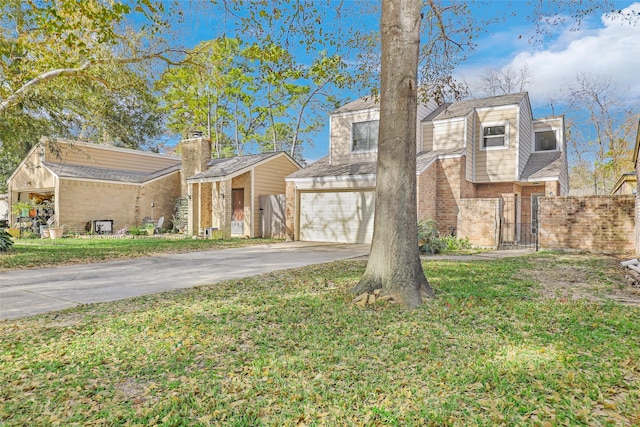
46,216,65,239
11,201,33,218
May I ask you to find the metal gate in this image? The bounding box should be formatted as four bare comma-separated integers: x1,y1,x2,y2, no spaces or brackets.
498,220,538,250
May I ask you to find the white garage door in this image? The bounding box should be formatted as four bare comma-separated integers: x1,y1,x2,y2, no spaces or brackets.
299,191,375,244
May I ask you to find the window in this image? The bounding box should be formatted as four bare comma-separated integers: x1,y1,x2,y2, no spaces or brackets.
534,130,557,151
352,120,379,152
482,125,507,149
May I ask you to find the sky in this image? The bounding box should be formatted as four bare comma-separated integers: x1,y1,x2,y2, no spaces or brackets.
175,1,640,162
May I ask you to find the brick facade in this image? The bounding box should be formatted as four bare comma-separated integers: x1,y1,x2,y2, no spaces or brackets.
457,198,501,247
539,195,635,254
59,174,181,233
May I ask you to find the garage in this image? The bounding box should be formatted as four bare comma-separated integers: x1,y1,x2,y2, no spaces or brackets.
299,190,375,243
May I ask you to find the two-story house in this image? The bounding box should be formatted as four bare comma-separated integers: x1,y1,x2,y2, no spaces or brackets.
285,92,568,247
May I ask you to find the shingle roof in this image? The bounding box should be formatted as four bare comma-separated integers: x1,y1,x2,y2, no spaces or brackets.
423,92,528,122
43,162,181,183
287,148,465,180
188,152,292,181
332,96,380,114
520,152,563,180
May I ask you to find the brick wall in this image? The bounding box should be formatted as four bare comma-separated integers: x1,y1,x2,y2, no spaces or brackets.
285,181,295,241
417,164,436,221
539,195,635,254
435,157,468,234
457,198,501,248
59,174,181,233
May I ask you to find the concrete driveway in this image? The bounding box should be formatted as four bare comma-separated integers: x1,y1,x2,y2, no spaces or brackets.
0,242,370,320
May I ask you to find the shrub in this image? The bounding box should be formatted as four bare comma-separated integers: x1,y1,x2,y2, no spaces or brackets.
0,229,14,251
126,225,146,236
417,218,445,255
440,234,472,251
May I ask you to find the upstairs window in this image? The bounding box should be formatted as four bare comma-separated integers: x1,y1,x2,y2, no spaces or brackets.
534,130,557,151
482,125,507,149
352,120,379,152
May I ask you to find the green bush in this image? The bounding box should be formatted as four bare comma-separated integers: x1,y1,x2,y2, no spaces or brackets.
417,218,445,255
126,225,146,236
440,234,472,251
0,229,14,251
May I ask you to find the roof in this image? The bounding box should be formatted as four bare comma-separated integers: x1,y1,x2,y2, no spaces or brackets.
42,162,181,184
520,152,563,181
423,92,528,122
287,148,465,180
188,152,297,181
332,96,380,114
610,172,637,195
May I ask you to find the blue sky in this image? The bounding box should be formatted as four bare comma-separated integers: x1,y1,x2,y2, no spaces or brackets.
175,1,640,162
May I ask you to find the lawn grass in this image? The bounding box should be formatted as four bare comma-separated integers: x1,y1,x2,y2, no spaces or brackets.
1,253,639,426
0,237,280,270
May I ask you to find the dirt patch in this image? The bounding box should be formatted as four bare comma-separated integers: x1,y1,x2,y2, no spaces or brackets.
521,254,640,306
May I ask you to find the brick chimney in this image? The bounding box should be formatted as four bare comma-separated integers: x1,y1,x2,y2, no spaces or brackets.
180,134,211,197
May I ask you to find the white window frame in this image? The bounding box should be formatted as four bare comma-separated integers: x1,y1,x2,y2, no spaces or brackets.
351,120,379,153
480,121,510,151
533,129,559,152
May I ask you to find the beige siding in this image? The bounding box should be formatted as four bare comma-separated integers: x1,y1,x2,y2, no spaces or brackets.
252,156,301,237
9,148,56,192
474,106,519,183
330,109,379,165
432,118,465,151
231,172,251,236
45,140,180,172
466,112,475,181
422,123,434,152
518,98,532,177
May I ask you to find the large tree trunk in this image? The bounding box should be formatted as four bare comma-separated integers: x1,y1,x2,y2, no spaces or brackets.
352,0,433,308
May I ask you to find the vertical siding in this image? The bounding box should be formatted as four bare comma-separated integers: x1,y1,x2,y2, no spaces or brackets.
466,112,475,182
518,98,532,178
473,107,518,182
252,156,301,237
422,123,434,152
45,140,180,172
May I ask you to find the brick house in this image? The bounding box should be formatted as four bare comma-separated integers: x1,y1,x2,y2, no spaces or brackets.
183,137,300,238
285,92,569,246
7,138,182,234
635,120,640,255
7,136,299,238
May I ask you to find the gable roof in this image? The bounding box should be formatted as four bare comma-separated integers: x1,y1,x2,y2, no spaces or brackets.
423,92,528,122
520,152,563,181
286,148,465,180
332,97,380,114
42,161,181,184
187,152,299,182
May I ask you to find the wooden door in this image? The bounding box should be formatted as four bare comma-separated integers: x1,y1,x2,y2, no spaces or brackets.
231,189,244,235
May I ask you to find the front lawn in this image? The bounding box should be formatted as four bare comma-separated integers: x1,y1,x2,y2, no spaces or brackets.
1,253,639,426
0,237,280,270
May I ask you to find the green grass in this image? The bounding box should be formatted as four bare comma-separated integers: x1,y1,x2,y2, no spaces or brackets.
1,253,639,426
0,237,280,270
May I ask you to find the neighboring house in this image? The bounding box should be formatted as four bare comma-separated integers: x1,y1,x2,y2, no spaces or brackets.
611,172,637,195
7,136,299,238
7,138,182,233
635,120,640,256
285,92,568,246
183,138,301,238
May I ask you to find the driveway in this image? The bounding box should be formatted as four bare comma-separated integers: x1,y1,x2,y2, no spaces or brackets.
0,242,370,320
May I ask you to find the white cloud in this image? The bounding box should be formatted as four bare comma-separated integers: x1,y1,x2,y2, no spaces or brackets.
459,2,640,107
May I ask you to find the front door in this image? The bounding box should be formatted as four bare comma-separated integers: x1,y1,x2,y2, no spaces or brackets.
231,189,244,235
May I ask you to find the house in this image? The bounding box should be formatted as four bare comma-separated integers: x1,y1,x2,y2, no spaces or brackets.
611,172,637,195
285,92,568,246
7,136,299,238
635,119,640,255
7,138,182,234
181,137,301,238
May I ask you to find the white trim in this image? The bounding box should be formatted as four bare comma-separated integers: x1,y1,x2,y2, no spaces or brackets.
532,129,561,153
330,106,380,119
6,143,43,184
431,116,465,125
472,111,476,181
475,104,519,113
515,105,520,181
480,121,510,151
350,119,379,154
250,169,255,238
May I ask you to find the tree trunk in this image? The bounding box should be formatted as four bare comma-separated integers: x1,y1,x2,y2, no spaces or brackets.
352,0,433,308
